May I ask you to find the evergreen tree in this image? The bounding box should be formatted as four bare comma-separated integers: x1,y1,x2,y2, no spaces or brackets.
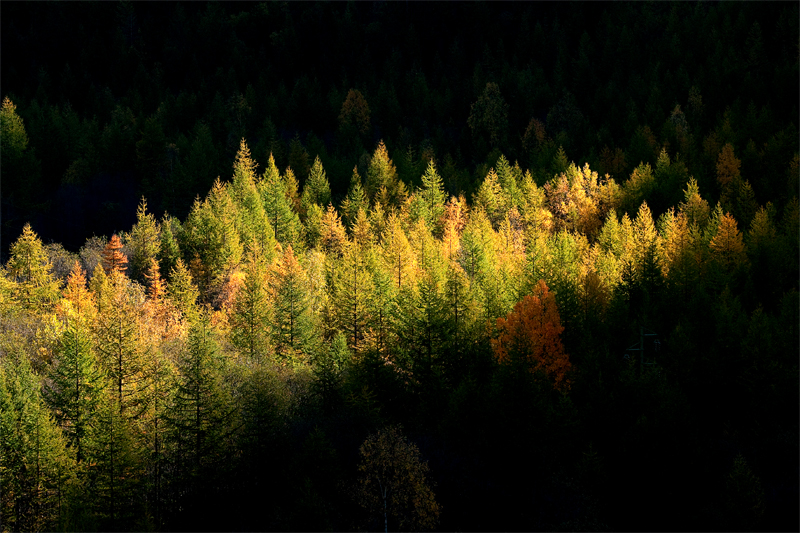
411,160,447,236
128,197,161,284
168,312,235,506
6,223,61,310
259,154,302,249
301,155,332,218
341,166,369,229
0,349,75,532
229,245,271,361
46,318,105,463
167,258,199,320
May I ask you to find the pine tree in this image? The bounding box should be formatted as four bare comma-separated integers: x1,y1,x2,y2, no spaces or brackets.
301,155,332,218
46,318,105,462
0,349,75,532
229,245,271,361
128,198,161,284
168,312,234,498
412,160,447,236
167,258,199,320
341,166,370,229
710,212,746,269
101,234,128,276
6,223,61,310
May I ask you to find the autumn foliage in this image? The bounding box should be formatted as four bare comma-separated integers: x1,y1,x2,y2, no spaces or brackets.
492,280,572,391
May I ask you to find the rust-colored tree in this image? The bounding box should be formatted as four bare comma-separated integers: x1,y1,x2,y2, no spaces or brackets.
102,234,128,275
356,425,440,532
492,279,572,391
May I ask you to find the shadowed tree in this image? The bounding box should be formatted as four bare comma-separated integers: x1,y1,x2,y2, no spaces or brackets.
356,425,440,532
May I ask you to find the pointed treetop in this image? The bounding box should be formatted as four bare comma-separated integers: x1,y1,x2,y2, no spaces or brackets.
101,234,128,275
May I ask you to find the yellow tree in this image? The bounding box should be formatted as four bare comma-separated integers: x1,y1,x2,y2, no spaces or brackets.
710,213,746,269
6,223,61,310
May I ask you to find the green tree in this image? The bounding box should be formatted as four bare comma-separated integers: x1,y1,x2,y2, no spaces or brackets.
301,155,332,218
0,349,74,532
411,160,447,236
168,312,235,499
341,166,370,229
269,245,315,358
128,197,161,284
93,273,148,418
167,258,199,320
230,245,271,361
45,318,105,463
259,154,302,249
5,223,61,310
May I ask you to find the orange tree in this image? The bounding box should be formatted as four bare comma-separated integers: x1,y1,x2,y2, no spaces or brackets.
491,279,573,392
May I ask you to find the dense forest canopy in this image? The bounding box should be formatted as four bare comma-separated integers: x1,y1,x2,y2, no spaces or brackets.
1,1,798,532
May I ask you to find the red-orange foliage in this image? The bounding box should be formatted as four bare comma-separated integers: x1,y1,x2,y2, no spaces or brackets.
492,280,572,391
101,234,128,275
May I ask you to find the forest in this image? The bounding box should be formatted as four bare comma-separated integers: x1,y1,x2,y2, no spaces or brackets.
1,2,798,531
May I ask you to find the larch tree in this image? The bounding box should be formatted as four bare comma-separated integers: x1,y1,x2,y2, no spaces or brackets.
341,166,370,229
366,141,406,208
492,279,572,392
230,245,271,361
259,154,302,249
300,156,332,219
101,235,128,276
468,82,509,152
167,258,200,321
269,245,315,359
411,160,447,236
128,197,160,284
6,223,61,311
0,349,75,532
168,312,235,493
93,272,149,419
710,212,747,269
46,316,105,463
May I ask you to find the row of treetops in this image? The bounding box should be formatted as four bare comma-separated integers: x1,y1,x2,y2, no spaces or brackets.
3,135,797,371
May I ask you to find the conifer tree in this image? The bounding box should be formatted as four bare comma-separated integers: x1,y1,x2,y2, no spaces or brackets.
46,317,104,463
710,212,747,269
101,234,128,276
341,166,370,229
128,197,160,284
6,223,61,310
259,154,302,249
412,160,447,236
0,349,75,532
93,273,148,418
168,258,199,320
301,156,332,218
169,312,234,496
230,244,271,361
319,203,348,258
159,216,181,281
366,141,406,207
331,241,375,352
